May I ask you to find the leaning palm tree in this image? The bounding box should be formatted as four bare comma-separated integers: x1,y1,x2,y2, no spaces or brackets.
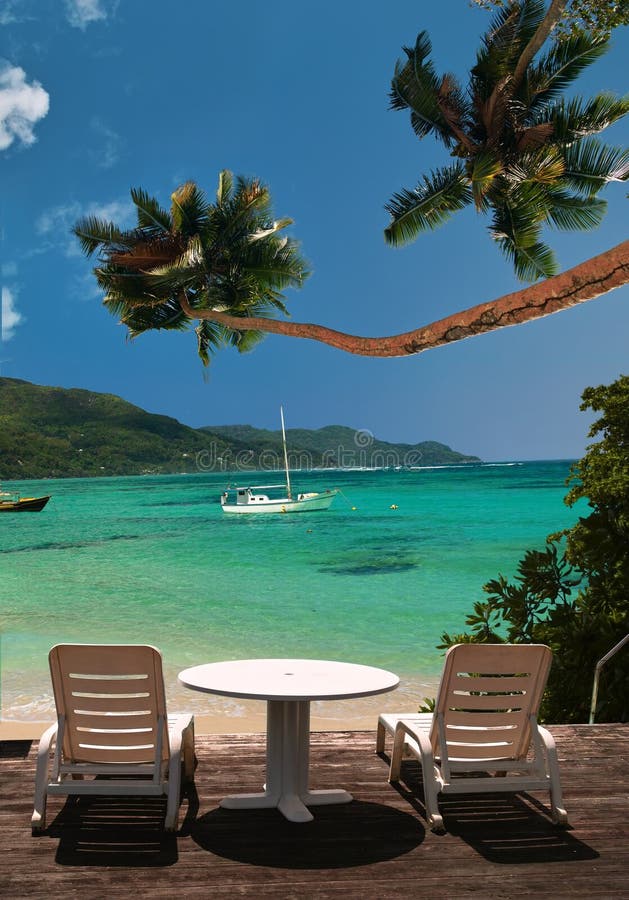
385,0,629,280
76,4,629,363
73,172,309,364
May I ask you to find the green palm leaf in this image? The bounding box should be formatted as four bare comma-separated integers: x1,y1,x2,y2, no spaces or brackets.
130,188,172,234
384,164,471,245
506,147,565,185
389,31,454,146
490,191,558,280
546,191,607,230
474,0,545,92
216,169,234,206
470,151,503,209
526,33,609,111
563,139,629,194
170,182,210,235
551,94,629,142
73,216,133,257
119,299,189,334
499,234,558,281
195,319,228,365
228,327,266,353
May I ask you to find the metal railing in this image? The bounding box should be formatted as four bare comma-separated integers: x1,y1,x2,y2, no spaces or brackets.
589,633,629,724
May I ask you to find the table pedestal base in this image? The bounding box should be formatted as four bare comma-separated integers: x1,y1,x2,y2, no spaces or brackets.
219,699,353,822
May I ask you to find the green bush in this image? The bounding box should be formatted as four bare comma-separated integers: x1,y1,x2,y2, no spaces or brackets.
440,375,629,724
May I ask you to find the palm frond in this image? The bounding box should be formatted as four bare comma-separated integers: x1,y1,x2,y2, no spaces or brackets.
526,33,609,110
170,182,210,235
474,3,521,90
389,31,454,146
490,194,558,281
238,236,309,289
551,93,629,142
516,121,555,150
108,235,185,270
495,230,558,281
72,216,133,257
130,188,172,234
563,139,629,194
515,0,548,48
390,30,433,112
470,151,503,209
474,0,545,94
195,319,228,366
384,164,471,245
213,176,274,244
226,326,266,354
95,269,165,304
216,169,233,206
545,190,607,230
248,217,293,242
118,299,189,335
506,147,565,185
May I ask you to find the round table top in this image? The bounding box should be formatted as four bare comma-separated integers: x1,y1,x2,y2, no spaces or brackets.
178,658,399,702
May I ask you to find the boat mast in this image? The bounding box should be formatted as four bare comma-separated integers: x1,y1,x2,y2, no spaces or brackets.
280,405,292,500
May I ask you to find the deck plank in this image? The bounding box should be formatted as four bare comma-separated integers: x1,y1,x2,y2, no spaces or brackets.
0,724,627,897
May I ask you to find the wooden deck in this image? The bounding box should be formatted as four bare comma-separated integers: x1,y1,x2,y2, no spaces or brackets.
1,724,627,897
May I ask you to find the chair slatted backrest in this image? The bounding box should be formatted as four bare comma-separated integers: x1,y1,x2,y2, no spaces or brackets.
431,644,552,763
49,644,169,766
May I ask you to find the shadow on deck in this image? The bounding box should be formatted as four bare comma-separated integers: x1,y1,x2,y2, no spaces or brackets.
1,725,627,897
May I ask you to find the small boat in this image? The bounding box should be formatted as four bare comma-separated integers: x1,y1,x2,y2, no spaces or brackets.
220,408,338,515
0,491,51,512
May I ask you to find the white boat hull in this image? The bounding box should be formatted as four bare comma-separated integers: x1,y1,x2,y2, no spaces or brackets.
222,490,337,514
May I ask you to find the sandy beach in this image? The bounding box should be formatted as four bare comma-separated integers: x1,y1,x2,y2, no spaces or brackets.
0,677,437,741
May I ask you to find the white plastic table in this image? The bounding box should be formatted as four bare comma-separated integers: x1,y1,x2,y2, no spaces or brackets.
178,658,399,822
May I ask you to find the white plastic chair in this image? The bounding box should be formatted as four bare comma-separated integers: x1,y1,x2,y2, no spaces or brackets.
32,644,195,834
379,643,567,832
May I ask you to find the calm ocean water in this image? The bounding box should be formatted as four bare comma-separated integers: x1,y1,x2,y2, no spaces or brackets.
0,461,581,724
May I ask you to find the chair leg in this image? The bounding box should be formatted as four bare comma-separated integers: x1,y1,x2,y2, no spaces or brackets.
31,783,48,835
165,761,182,832
376,718,387,754
182,718,196,784
388,724,407,782
538,725,568,826
420,766,444,833
32,724,57,835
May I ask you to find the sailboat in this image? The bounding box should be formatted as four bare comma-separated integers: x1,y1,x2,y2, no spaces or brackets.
220,408,338,514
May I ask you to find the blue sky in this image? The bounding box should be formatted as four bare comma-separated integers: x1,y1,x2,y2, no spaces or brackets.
1,0,627,461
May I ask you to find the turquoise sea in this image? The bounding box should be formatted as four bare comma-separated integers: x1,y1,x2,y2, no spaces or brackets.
0,461,582,727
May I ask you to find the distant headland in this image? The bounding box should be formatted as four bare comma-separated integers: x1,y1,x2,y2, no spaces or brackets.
0,378,480,479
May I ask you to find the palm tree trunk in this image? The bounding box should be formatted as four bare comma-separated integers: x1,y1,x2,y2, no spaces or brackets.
512,0,569,91
180,240,629,358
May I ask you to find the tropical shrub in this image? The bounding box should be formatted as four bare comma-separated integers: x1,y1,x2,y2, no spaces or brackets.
440,375,629,723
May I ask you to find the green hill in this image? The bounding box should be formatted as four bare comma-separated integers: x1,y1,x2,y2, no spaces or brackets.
204,424,480,469
0,378,239,479
0,378,480,480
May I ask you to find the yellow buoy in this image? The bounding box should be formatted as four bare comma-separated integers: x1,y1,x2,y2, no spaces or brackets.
390,504,398,510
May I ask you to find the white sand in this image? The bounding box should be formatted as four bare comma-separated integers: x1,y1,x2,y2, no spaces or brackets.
0,679,438,740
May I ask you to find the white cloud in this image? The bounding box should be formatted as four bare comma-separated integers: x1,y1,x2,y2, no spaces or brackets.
0,1,22,25
90,116,123,168
2,261,18,278
64,0,119,30
1,286,23,341
0,63,49,151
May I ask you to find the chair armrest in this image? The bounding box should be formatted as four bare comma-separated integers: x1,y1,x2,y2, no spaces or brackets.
389,718,434,782
36,722,58,761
